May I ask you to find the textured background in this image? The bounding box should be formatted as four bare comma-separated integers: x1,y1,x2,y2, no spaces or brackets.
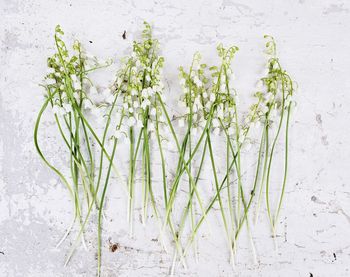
1,0,350,276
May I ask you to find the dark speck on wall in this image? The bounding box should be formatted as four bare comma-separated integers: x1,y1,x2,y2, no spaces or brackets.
109,243,119,252
315,114,322,125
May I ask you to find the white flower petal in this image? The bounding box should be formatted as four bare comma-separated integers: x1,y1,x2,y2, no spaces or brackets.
212,118,220,128
114,129,122,139
128,117,136,127
213,128,220,136
228,127,234,135
178,118,185,128
137,120,144,128
150,107,157,116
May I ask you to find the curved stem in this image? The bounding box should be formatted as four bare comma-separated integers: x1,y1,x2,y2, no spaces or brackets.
274,104,291,228
97,137,118,277
207,131,234,262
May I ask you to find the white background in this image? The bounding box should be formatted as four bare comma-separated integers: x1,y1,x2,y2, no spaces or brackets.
1,0,350,276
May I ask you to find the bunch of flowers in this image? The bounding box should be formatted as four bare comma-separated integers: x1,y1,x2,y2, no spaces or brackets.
170,38,295,270
168,44,245,268
34,24,296,276
111,22,167,235
36,25,106,245
34,25,121,276
253,35,295,248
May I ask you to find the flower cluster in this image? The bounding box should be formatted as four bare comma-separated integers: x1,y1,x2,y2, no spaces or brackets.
255,36,294,124
44,26,86,115
44,25,113,121
239,36,295,145
177,44,239,137
112,22,166,139
36,26,119,277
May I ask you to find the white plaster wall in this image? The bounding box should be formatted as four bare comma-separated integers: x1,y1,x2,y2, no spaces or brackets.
1,0,350,276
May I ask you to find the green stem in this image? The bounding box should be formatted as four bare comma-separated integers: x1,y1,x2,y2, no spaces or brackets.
255,120,269,225
274,104,291,228
34,92,75,211
128,127,135,233
97,137,118,277
206,131,234,260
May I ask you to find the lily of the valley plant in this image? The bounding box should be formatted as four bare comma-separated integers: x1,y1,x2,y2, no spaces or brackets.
34,23,295,276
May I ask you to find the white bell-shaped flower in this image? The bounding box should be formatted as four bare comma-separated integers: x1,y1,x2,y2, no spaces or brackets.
212,118,220,128
141,99,151,109
178,118,185,128
127,117,136,127
244,141,252,151
261,105,269,114
47,67,55,74
217,108,224,119
228,126,235,135
147,87,155,96
62,103,72,114
150,107,157,116
114,129,123,139
270,108,277,119
102,89,114,104
159,115,166,122
265,92,274,103
253,120,262,129
205,102,212,110
141,89,149,98
193,75,202,87
213,127,220,136
136,120,144,128
220,83,226,92
73,80,82,90
52,105,65,116
256,80,264,91
45,78,56,85
83,100,93,110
